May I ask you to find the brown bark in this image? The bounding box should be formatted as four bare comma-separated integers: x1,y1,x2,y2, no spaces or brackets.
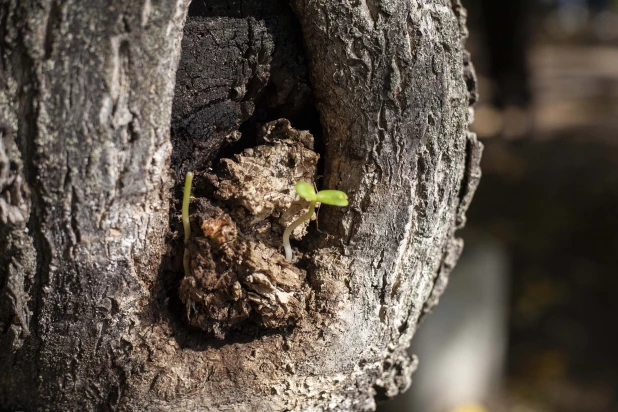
0,0,190,408
0,0,480,410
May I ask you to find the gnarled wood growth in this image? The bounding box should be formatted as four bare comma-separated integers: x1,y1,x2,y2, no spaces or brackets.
0,0,480,410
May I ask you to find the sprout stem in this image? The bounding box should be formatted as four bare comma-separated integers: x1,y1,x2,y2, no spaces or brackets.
182,172,194,276
283,200,315,262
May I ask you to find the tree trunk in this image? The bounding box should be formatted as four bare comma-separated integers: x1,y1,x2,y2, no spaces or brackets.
0,0,480,410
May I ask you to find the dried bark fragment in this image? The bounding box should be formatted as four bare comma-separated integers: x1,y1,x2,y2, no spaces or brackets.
213,119,319,237
179,119,319,338
179,203,308,338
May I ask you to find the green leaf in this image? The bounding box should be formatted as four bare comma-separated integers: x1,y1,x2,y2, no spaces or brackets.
295,181,317,201
316,189,348,207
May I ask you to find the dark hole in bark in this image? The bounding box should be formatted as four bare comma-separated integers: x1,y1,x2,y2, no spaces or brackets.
158,0,326,344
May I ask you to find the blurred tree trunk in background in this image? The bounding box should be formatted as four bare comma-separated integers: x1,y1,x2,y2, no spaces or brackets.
0,0,479,409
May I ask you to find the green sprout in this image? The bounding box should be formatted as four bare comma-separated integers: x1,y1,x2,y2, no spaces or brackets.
182,171,194,277
283,181,348,262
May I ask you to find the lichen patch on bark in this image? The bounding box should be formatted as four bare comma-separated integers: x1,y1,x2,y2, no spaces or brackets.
179,119,319,338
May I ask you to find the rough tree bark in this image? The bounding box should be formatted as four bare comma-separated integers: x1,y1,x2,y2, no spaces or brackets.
0,0,480,410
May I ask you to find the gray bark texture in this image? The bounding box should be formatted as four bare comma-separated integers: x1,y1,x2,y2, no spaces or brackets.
0,0,480,410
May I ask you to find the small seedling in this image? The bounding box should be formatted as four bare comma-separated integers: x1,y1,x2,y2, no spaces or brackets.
283,181,348,262
182,171,194,277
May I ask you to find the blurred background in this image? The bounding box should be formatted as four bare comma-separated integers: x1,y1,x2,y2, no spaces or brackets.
380,0,618,411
